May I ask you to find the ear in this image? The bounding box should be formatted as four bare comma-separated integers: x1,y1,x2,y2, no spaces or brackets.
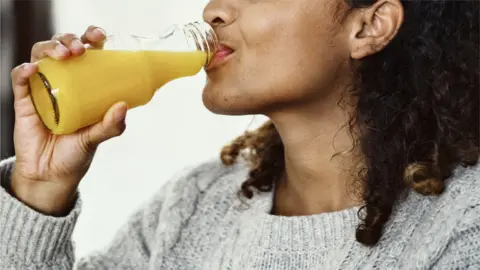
347,0,404,59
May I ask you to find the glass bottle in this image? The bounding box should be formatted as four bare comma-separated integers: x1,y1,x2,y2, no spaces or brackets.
29,21,218,135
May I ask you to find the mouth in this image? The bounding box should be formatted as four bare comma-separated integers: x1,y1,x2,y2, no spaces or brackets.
205,43,234,71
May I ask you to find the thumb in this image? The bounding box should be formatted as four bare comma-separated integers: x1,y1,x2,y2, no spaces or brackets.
83,102,128,147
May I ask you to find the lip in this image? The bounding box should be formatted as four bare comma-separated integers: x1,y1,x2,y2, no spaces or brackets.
205,44,234,71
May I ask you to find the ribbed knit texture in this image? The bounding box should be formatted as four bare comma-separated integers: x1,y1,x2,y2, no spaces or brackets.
0,156,479,269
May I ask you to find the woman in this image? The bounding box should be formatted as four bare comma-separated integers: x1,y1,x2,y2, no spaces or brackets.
1,0,478,269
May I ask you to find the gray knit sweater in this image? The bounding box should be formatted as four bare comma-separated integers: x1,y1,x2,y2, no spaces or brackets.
0,156,479,269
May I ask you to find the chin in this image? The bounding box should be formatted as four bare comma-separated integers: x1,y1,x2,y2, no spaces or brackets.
201,94,250,115
201,85,263,116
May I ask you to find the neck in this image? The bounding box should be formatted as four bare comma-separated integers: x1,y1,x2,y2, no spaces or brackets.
268,95,363,216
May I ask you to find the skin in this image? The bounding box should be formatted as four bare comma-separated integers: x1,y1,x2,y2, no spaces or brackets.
203,0,404,215
10,27,127,216
10,0,403,217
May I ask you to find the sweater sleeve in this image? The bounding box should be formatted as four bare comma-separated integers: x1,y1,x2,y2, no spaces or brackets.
0,157,177,269
75,172,176,269
0,157,81,269
432,204,480,269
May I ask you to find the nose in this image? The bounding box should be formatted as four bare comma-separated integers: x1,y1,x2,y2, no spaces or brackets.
203,0,236,28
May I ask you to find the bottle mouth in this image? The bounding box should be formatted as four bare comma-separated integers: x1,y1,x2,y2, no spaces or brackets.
184,22,218,66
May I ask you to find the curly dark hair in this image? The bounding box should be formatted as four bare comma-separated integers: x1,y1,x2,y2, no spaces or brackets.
220,0,479,246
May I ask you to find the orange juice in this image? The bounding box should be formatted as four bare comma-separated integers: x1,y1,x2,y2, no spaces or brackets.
29,49,207,134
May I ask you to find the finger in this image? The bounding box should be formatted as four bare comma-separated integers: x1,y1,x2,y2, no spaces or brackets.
52,33,85,56
11,63,38,101
80,25,107,49
31,40,71,62
82,102,128,149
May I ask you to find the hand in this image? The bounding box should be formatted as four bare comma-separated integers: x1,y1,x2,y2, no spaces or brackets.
10,26,127,216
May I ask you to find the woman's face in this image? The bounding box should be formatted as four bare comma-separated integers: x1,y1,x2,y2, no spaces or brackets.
202,0,352,115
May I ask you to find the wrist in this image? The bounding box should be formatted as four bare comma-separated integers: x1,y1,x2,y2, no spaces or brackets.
10,171,78,216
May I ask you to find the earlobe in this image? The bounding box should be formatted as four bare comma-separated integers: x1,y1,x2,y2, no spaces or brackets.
349,0,404,59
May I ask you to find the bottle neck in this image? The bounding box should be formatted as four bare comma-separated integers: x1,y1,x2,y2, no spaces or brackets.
183,22,218,66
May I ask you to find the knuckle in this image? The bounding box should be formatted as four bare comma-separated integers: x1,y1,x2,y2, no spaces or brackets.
51,33,63,40
87,25,99,32
53,33,77,42
10,66,19,80
62,33,77,40
10,64,24,79
31,41,42,53
31,40,57,54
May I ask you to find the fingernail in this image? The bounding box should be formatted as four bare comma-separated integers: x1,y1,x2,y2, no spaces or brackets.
71,40,84,51
115,106,127,123
55,44,70,55
93,28,106,37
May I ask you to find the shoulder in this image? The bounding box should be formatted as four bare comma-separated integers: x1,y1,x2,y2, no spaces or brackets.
443,162,480,230
427,163,480,267
440,162,480,217
420,162,480,232
395,162,480,267
377,163,480,268
440,162,480,242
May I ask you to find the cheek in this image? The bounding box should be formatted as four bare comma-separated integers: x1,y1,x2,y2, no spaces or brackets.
202,2,347,114
240,6,296,58
239,13,343,103
202,57,258,114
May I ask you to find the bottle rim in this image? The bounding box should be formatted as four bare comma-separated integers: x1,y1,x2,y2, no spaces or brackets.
184,22,218,66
